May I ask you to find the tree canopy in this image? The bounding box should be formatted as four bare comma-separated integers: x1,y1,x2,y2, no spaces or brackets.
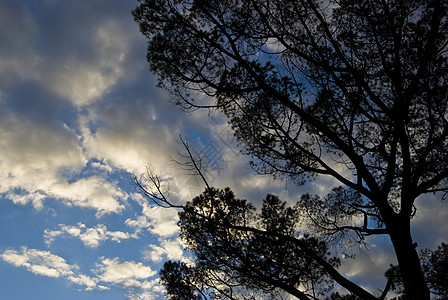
133,0,448,299
162,188,339,299
158,187,366,299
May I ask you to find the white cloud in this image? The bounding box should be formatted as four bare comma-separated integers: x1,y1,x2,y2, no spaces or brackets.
44,222,135,248
126,194,180,238
50,63,121,107
141,279,164,293
94,257,157,288
0,106,127,214
0,0,150,215
48,177,126,216
93,257,164,300
0,113,85,191
143,238,184,263
67,274,99,291
1,248,162,293
79,108,176,174
0,247,106,291
263,37,287,53
144,207,179,238
143,245,165,263
0,1,139,108
1,247,77,278
6,191,47,211
90,161,113,173
125,215,152,235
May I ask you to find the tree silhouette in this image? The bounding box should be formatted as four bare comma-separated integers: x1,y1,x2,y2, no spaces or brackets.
386,242,448,299
157,187,375,299
133,0,448,299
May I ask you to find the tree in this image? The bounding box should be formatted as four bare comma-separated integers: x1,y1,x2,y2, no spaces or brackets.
422,242,448,298
156,186,376,300
161,188,339,299
386,242,448,299
133,0,448,299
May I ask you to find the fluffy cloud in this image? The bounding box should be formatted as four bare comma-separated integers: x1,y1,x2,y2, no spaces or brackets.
93,257,163,300
0,247,160,293
1,247,77,279
46,19,130,107
94,257,157,288
0,0,144,214
125,194,179,238
0,111,85,191
44,222,136,248
0,1,139,108
48,177,126,215
0,2,136,216
0,102,127,214
0,0,253,217
143,238,184,263
67,274,104,291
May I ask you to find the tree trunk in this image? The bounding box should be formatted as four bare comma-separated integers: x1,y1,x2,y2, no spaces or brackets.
388,218,430,300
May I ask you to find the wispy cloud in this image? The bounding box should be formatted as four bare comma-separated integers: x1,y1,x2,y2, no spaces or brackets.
1,247,77,278
44,222,137,248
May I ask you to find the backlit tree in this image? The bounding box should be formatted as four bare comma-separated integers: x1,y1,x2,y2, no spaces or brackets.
133,0,448,299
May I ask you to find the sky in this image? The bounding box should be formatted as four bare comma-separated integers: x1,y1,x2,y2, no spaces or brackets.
0,1,447,299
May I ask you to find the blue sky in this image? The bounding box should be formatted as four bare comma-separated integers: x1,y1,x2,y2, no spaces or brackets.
0,1,447,299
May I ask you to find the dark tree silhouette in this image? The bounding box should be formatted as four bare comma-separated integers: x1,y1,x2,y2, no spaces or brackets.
422,243,448,298
386,242,448,299
160,188,339,299
133,0,448,299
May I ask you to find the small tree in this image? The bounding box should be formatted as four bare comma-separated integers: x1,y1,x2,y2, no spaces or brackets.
133,0,448,299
